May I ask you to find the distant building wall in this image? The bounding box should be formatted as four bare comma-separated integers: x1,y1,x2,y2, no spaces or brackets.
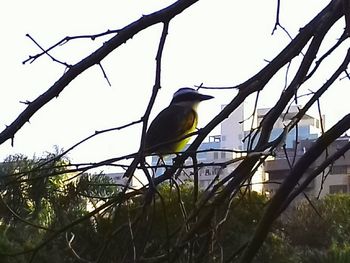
220,103,245,150
264,136,350,200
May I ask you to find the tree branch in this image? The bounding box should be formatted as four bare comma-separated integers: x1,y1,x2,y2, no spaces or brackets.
0,0,199,146
239,113,350,262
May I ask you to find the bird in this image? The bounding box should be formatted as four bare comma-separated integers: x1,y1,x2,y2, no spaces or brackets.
144,87,214,156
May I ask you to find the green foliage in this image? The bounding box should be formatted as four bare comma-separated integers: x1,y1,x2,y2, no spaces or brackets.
0,152,119,262
285,194,350,250
0,151,349,263
256,232,297,263
0,151,71,224
301,244,350,263
103,186,291,263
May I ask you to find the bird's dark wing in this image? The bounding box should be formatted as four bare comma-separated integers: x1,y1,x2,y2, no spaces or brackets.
145,104,197,154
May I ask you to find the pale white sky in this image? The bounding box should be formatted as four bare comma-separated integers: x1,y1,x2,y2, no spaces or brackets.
0,1,348,165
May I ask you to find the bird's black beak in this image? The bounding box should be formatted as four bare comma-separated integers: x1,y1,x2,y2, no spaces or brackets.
197,93,214,101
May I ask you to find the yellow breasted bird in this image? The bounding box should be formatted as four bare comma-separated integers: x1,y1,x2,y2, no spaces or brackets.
145,88,214,155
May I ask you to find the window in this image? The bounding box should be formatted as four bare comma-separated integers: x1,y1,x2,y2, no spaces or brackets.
214,152,219,160
329,184,348,194
330,165,348,174
220,151,226,159
200,180,209,189
315,119,320,128
268,171,287,181
205,169,210,176
213,167,221,175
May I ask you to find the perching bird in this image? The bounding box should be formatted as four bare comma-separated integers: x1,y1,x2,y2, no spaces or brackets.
145,87,213,156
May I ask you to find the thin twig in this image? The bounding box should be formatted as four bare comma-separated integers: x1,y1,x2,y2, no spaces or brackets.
25,34,71,67
0,0,199,147
98,62,112,86
23,29,120,65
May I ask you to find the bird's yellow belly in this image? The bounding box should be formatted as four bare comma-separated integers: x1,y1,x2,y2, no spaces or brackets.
171,119,197,153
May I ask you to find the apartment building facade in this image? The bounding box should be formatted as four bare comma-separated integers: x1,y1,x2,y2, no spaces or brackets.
264,135,350,198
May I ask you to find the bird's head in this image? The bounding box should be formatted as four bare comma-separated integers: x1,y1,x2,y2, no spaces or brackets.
170,88,214,108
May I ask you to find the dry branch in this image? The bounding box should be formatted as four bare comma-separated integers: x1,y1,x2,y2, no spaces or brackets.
1,0,349,262
0,0,199,146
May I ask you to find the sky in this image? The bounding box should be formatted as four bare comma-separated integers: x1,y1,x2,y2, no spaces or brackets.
0,0,349,167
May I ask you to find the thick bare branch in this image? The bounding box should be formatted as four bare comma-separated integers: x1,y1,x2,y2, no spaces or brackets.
0,0,198,146
239,113,350,262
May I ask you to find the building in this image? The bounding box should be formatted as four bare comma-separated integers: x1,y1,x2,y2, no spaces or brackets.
243,106,324,150
216,104,328,192
181,135,244,190
150,135,241,190
220,103,245,151
105,172,146,190
264,135,350,199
